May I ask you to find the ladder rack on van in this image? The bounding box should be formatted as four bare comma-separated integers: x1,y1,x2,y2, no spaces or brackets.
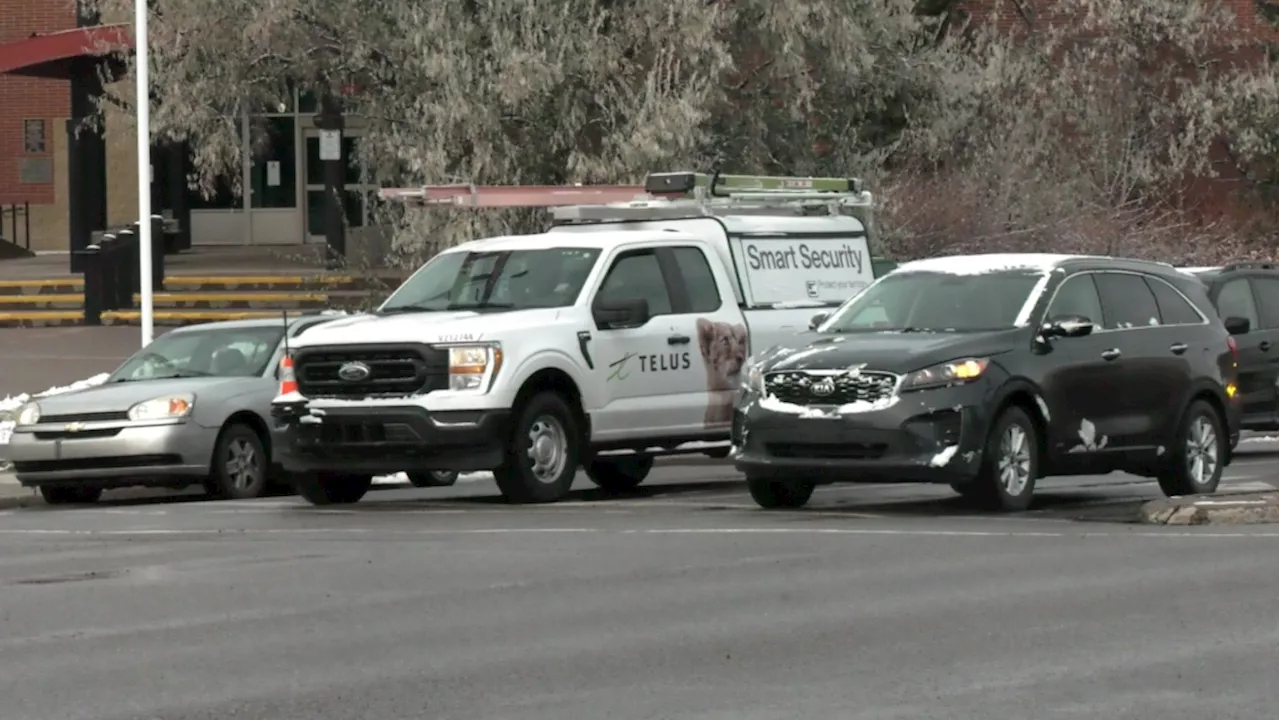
377,171,873,223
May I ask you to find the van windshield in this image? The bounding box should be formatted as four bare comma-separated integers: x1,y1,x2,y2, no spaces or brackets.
379,248,602,314
820,270,1047,333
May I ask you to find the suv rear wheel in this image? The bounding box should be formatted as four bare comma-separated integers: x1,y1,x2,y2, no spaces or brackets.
959,406,1039,512
1157,400,1224,497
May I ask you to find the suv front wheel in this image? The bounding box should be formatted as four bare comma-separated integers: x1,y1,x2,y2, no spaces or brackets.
958,406,1040,512
1157,400,1224,497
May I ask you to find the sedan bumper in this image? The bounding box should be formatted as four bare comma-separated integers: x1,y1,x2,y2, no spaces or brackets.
732,383,992,483
271,399,511,475
8,420,215,487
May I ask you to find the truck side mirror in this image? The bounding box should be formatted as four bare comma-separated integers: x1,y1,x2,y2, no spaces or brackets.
809,312,829,331
593,298,651,329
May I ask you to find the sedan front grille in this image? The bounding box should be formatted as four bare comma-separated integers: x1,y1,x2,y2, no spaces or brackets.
294,344,448,400
764,370,897,406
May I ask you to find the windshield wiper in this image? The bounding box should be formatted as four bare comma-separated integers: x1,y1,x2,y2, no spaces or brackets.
445,301,516,311
379,304,440,315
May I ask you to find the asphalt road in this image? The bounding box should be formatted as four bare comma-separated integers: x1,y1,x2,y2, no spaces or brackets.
0,458,1276,720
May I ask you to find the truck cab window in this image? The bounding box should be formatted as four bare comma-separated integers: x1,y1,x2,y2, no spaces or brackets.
1216,278,1260,330
596,251,672,316
671,246,722,313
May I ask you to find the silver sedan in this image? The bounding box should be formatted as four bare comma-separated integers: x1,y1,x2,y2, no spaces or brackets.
6,316,339,505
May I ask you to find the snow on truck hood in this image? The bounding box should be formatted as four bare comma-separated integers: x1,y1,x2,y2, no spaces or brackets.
288,308,573,348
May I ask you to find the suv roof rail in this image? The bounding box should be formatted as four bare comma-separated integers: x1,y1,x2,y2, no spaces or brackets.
377,171,873,223
1222,260,1278,272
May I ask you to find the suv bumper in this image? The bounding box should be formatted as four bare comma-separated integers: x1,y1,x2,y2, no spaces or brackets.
732,384,990,483
271,400,510,475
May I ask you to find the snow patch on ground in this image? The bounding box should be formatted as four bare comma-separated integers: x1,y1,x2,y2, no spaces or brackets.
0,373,111,413
373,472,493,485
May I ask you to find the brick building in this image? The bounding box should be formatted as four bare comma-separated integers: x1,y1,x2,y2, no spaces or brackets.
0,1,376,257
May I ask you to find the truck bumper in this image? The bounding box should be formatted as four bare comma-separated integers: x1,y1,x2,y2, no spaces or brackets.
271,400,510,475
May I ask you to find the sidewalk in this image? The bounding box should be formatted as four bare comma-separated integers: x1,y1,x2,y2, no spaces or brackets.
1138,492,1278,525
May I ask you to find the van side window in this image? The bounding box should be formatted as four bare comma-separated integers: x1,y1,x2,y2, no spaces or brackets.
670,247,722,313
1144,277,1203,325
596,250,673,316
1216,278,1260,331
1094,273,1161,329
1046,274,1104,325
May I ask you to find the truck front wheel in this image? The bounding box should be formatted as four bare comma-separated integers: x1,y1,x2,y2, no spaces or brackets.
493,392,581,504
585,456,654,493
294,473,373,506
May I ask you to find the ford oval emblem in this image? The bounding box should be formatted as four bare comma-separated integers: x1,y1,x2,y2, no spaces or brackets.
337,361,371,382
810,378,836,397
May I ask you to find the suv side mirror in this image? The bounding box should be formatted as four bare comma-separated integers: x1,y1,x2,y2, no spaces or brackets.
1041,314,1095,339
593,298,650,329
1223,316,1251,335
809,312,830,331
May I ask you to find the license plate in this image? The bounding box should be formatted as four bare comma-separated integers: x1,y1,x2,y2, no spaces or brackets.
0,420,14,446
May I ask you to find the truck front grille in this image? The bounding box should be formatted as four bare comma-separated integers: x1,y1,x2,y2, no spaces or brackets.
294,344,448,400
764,370,897,407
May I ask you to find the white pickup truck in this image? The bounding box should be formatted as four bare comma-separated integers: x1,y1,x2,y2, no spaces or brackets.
271,172,878,505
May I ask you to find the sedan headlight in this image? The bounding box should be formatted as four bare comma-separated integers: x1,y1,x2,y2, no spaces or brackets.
447,344,503,392
902,358,990,392
15,402,40,426
127,394,194,421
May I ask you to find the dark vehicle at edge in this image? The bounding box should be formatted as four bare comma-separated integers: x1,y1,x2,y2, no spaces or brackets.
732,253,1245,512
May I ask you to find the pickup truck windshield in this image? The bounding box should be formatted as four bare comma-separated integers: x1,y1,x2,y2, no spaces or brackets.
821,270,1046,333
380,248,602,313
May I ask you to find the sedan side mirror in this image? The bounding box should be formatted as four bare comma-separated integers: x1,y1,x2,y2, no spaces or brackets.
809,312,830,331
1041,314,1095,339
1223,316,1251,336
593,298,651,330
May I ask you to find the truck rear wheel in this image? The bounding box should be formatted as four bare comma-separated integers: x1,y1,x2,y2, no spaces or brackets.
294,473,373,506
585,456,654,493
493,391,581,504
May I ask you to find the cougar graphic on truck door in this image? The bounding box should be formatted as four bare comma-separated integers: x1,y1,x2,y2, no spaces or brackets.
697,318,747,427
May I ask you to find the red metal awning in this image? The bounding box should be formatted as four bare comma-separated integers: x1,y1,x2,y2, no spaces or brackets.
0,24,132,75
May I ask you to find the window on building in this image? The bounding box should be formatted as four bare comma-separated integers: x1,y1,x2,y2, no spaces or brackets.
249,116,297,209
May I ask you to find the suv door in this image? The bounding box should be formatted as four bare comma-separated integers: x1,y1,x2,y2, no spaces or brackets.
587,247,693,441
1212,277,1272,424
1249,275,1279,427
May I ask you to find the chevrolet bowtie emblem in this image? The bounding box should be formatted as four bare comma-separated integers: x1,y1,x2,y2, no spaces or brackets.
64,422,85,432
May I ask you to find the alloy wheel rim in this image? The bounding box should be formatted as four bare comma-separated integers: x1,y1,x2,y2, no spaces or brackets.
1185,416,1218,486
527,415,568,484
225,439,260,490
997,424,1032,496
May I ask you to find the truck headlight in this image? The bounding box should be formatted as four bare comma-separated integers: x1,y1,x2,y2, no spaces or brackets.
15,402,40,426
127,394,194,421
447,344,502,392
902,358,989,392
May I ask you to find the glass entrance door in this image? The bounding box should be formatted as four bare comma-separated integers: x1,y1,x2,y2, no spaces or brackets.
302,129,375,243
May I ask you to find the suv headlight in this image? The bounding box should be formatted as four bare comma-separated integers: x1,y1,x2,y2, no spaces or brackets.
447,344,503,392
127,394,194,421
15,402,40,426
902,358,989,392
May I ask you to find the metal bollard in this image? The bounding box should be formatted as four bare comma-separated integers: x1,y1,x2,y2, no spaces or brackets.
97,233,119,311
76,244,103,326
117,226,138,310
149,215,165,291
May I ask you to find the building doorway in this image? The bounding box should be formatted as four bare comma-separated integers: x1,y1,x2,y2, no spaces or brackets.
302,129,376,244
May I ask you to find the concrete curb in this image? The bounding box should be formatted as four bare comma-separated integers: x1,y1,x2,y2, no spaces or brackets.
1138,492,1279,525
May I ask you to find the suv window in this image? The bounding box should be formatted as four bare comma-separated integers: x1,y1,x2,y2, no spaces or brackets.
1252,277,1278,329
596,250,673,316
1094,273,1161,329
1144,277,1203,325
1046,274,1104,325
671,246,722,313
1215,278,1260,331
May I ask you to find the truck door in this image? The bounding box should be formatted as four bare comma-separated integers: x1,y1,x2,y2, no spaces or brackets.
587,247,698,441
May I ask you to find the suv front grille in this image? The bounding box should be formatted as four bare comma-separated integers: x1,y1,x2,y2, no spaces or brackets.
294,344,448,400
764,370,897,407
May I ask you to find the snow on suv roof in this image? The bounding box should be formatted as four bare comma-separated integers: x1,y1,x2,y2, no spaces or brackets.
895,253,1082,276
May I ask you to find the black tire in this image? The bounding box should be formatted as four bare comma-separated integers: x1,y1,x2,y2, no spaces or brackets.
408,470,460,488
206,423,270,500
746,475,816,509
294,473,373,506
965,405,1040,512
1157,399,1224,497
703,447,731,459
585,456,654,493
493,391,581,504
39,485,103,505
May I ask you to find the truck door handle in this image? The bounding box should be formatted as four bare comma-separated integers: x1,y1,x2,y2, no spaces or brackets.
1261,341,1272,352
668,334,691,346
1100,348,1121,361
1169,342,1188,355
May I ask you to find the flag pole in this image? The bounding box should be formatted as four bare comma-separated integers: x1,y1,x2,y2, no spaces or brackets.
134,0,154,346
